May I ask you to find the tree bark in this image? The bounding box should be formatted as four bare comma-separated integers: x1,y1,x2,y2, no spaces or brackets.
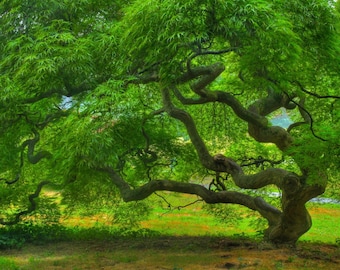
159,79,327,244
106,62,328,245
212,155,325,244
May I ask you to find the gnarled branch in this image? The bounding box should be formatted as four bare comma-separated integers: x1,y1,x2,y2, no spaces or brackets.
99,166,281,225
245,90,293,150
0,181,51,225
162,88,216,170
186,47,238,72
22,129,52,164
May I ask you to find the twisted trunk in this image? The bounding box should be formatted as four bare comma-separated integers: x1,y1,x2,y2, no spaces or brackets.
213,155,325,244
101,158,324,244
108,63,328,245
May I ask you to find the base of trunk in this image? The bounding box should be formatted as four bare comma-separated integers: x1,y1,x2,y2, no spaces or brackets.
264,205,312,245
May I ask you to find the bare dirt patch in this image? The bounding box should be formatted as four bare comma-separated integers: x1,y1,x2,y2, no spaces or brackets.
1,237,339,270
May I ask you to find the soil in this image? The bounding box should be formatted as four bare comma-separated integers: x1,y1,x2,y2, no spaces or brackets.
1,236,339,270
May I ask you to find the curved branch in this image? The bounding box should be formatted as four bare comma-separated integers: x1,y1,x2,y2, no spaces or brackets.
0,149,24,185
0,174,20,185
177,62,224,84
99,166,281,224
174,87,269,128
186,48,236,74
22,129,52,164
176,63,270,131
242,90,293,150
0,181,51,225
215,91,268,127
1,112,62,184
173,87,213,105
36,109,69,129
189,63,224,96
162,88,216,170
213,154,289,189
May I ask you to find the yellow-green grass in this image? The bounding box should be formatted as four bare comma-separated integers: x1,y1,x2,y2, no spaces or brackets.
60,192,340,244
1,192,339,270
300,203,340,243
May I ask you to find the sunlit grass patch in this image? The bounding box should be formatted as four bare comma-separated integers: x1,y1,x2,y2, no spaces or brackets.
300,203,340,243
0,257,19,270
58,192,340,244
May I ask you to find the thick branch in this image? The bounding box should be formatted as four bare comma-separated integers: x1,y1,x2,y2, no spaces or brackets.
162,88,216,169
213,154,289,189
173,87,214,105
100,167,281,224
177,63,224,85
174,86,269,128
213,153,325,204
215,91,268,127
246,90,293,150
189,62,225,96
176,65,292,150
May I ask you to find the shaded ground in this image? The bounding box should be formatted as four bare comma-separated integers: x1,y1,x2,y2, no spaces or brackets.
1,236,339,270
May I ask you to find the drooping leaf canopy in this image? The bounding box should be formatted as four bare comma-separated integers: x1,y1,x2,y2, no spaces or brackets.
0,0,339,242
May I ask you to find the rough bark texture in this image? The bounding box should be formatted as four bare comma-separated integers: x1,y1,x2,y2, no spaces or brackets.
106,61,327,244
211,155,325,244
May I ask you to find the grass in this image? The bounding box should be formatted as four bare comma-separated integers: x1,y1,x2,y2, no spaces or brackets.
0,257,19,270
52,191,340,244
300,203,340,243
0,192,339,269
139,192,340,243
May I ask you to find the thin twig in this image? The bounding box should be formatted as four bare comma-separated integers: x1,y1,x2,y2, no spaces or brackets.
282,90,327,142
295,81,340,99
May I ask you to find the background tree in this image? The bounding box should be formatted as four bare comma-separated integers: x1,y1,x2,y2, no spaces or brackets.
0,0,339,244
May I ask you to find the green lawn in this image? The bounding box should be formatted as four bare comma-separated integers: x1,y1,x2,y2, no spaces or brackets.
115,192,340,244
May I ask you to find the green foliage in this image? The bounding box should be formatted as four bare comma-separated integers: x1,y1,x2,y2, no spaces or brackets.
0,222,66,249
203,204,241,226
0,235,25,250
285,124,335,186
0,257,19,270
0,0,339,235
0,221,160,250
118,0,303,82
111,200,152,229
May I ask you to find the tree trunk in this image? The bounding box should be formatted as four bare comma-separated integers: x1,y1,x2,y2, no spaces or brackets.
264,181,325,244
212,155,326,245
265,204,311,244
